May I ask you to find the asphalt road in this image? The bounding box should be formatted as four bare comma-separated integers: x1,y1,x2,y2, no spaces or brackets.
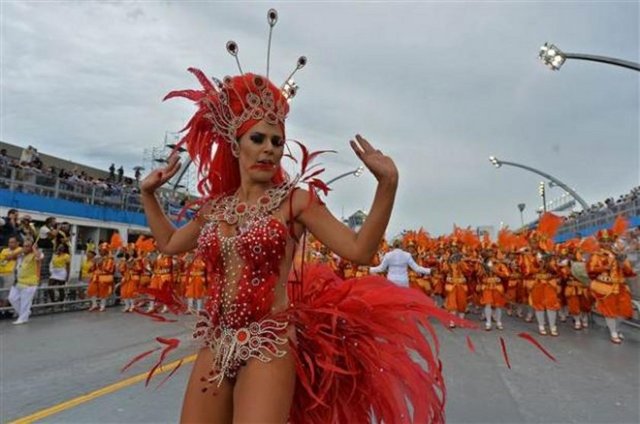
1,308,638,423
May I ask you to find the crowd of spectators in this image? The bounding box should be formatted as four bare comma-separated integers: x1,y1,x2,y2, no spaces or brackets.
1,146,141,200
1,145,191,212
0,208,78,321
559,186,640,235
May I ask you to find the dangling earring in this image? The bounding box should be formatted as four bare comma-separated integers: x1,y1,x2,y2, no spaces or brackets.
231,141,240,158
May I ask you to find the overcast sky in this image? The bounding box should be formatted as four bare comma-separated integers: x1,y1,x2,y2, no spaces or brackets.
1,1,638,237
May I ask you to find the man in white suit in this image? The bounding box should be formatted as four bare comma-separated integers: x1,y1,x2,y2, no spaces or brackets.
370,240,431,287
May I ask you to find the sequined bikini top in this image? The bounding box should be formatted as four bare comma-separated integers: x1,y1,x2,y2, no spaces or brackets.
196,181,295,329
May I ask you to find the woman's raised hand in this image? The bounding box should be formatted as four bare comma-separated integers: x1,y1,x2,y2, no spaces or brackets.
140,154,181,194
349,134,398,185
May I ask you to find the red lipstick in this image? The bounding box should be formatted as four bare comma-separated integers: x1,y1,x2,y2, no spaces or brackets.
250,162,275,170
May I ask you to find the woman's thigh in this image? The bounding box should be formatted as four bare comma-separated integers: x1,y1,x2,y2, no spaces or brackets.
232,348,296,423
181,347,234,424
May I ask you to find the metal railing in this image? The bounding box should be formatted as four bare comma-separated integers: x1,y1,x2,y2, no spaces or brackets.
0,281,108,315
0,278,157,316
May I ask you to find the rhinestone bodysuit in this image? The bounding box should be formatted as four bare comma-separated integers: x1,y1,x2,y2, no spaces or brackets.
194,182,295,386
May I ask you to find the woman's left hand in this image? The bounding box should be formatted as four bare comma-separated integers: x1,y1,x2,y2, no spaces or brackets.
349,134,398,185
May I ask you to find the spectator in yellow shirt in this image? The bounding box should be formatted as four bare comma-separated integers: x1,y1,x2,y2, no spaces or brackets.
0,236,22,307
48,244,71,303
85,239,96,255
8,237,43,324
77,250,96,300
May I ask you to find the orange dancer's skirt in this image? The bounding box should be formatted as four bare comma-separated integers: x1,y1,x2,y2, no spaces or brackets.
505,279,519,304
185,275,206,299
480,286,506,308
121,275,140,299
565,284,593,315
592,286,633,319
530,282,560,311
150,274,173,290
445,284,468,313
431,276,444,296
87,275,113,299
518,279,534,304
415,277,432,296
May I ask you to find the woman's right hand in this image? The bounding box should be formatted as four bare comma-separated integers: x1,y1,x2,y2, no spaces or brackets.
140,154,182,194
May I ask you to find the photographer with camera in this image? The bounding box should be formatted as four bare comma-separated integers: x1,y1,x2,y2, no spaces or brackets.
18,215,37,242
55,222,71,249
1,209,21,247
37,217,58,286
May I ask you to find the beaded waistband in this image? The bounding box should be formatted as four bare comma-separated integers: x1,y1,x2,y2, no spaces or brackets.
193,314,289,387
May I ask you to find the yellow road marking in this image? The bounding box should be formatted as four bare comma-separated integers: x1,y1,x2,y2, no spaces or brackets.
8,354,197,424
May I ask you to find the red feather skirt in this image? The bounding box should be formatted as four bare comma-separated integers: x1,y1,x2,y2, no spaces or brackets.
281,265,470,424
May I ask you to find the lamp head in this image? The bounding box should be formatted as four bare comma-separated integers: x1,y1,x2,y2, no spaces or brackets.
538,181,546,196
539,42,566,71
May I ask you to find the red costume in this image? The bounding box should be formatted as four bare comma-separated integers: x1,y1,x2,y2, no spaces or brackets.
192,182,457,423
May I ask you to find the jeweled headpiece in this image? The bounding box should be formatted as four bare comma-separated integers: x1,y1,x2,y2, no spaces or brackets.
165,9,307,198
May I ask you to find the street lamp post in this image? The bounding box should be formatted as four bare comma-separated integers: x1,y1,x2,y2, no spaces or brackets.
539,42,640,72
517,203,526,226
489,156,589,211
538,181,547,213
326,166,365,186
